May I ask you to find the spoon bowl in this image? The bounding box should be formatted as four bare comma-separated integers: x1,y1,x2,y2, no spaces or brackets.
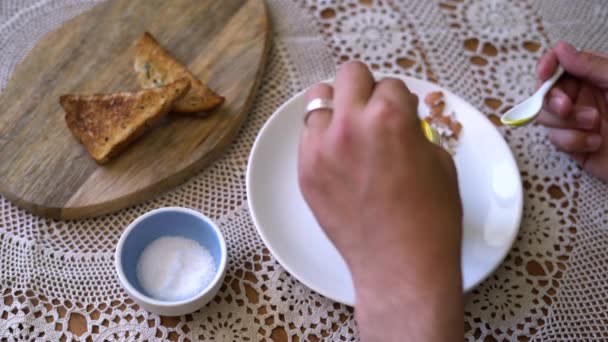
501,66,565,127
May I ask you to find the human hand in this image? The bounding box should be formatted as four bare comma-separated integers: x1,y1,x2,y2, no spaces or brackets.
537,41,608,181
298,62,463,341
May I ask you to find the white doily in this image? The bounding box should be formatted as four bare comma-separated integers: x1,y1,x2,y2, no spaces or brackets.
1,0,608,340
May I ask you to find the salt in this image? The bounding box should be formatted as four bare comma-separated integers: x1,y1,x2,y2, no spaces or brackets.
136,236,216,302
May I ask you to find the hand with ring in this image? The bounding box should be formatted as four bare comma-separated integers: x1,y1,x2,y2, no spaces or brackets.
298,61,464,341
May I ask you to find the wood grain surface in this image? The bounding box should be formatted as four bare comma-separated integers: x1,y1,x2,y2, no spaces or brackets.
0,0,270,219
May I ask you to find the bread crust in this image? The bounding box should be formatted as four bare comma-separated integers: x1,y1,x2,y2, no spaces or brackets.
134,32,224,114
60,78,190,164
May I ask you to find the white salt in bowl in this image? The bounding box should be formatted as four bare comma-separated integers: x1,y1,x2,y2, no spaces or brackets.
115,207,227,316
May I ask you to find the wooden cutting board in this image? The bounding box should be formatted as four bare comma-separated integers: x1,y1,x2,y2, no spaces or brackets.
0,0,269,219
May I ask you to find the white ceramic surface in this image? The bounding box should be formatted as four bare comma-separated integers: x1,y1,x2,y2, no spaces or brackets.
247,74,523,306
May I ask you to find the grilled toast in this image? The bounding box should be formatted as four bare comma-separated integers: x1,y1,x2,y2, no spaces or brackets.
134,32,224,114
60,78,190,164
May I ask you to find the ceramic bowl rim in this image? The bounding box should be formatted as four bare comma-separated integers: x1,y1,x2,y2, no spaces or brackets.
114,206,227,307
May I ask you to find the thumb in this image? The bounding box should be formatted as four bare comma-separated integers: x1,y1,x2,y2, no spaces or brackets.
554,41,608,88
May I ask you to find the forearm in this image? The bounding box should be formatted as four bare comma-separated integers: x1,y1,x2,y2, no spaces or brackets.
349,228,464,341
299,61,465,342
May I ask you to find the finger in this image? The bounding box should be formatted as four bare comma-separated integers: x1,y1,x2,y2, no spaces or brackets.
367,77,419,126
537,106,600,130
576,83,596,107
593,87,608,121
538,49,558,81
547,128,602,153
543,76,580,118
299,86,329,193
585,49,608,60
304,83,334,134
581,152,608,182
575,83,603,134
333,61,375,118
553,76,580,100
297,134,324,199
554,41,608,87
568,152,587,167
545,87,574,118
436,147,458,181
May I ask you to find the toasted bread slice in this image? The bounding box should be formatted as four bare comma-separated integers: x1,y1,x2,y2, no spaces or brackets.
60,79,190,164
134,32,224,114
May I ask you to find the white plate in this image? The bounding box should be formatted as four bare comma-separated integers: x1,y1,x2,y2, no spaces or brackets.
247,74,523,305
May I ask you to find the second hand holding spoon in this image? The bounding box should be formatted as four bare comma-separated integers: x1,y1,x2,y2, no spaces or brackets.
501,66,565,127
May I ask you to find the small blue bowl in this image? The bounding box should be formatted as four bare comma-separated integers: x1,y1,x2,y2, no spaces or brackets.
115,207,227,316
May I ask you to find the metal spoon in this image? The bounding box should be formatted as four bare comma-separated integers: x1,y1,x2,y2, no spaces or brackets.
501,66,565,127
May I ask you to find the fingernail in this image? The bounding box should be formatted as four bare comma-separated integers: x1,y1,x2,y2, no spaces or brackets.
551,87,567,98
587,134,602,149
549,96,564,111
576,108,599,129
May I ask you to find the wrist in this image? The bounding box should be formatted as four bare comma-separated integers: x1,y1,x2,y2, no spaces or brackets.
351,247,464,341
349,243,462,298
343,219,462,284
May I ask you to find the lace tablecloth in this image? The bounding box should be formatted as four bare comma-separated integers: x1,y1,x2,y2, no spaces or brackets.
1,0,608,340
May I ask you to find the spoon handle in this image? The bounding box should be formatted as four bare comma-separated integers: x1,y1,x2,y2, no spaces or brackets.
538,66,565,96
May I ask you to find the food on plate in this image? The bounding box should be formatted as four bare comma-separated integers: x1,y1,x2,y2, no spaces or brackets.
60,78,190,164
424,91,446,117
423,91,462,155
134,32,224,115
